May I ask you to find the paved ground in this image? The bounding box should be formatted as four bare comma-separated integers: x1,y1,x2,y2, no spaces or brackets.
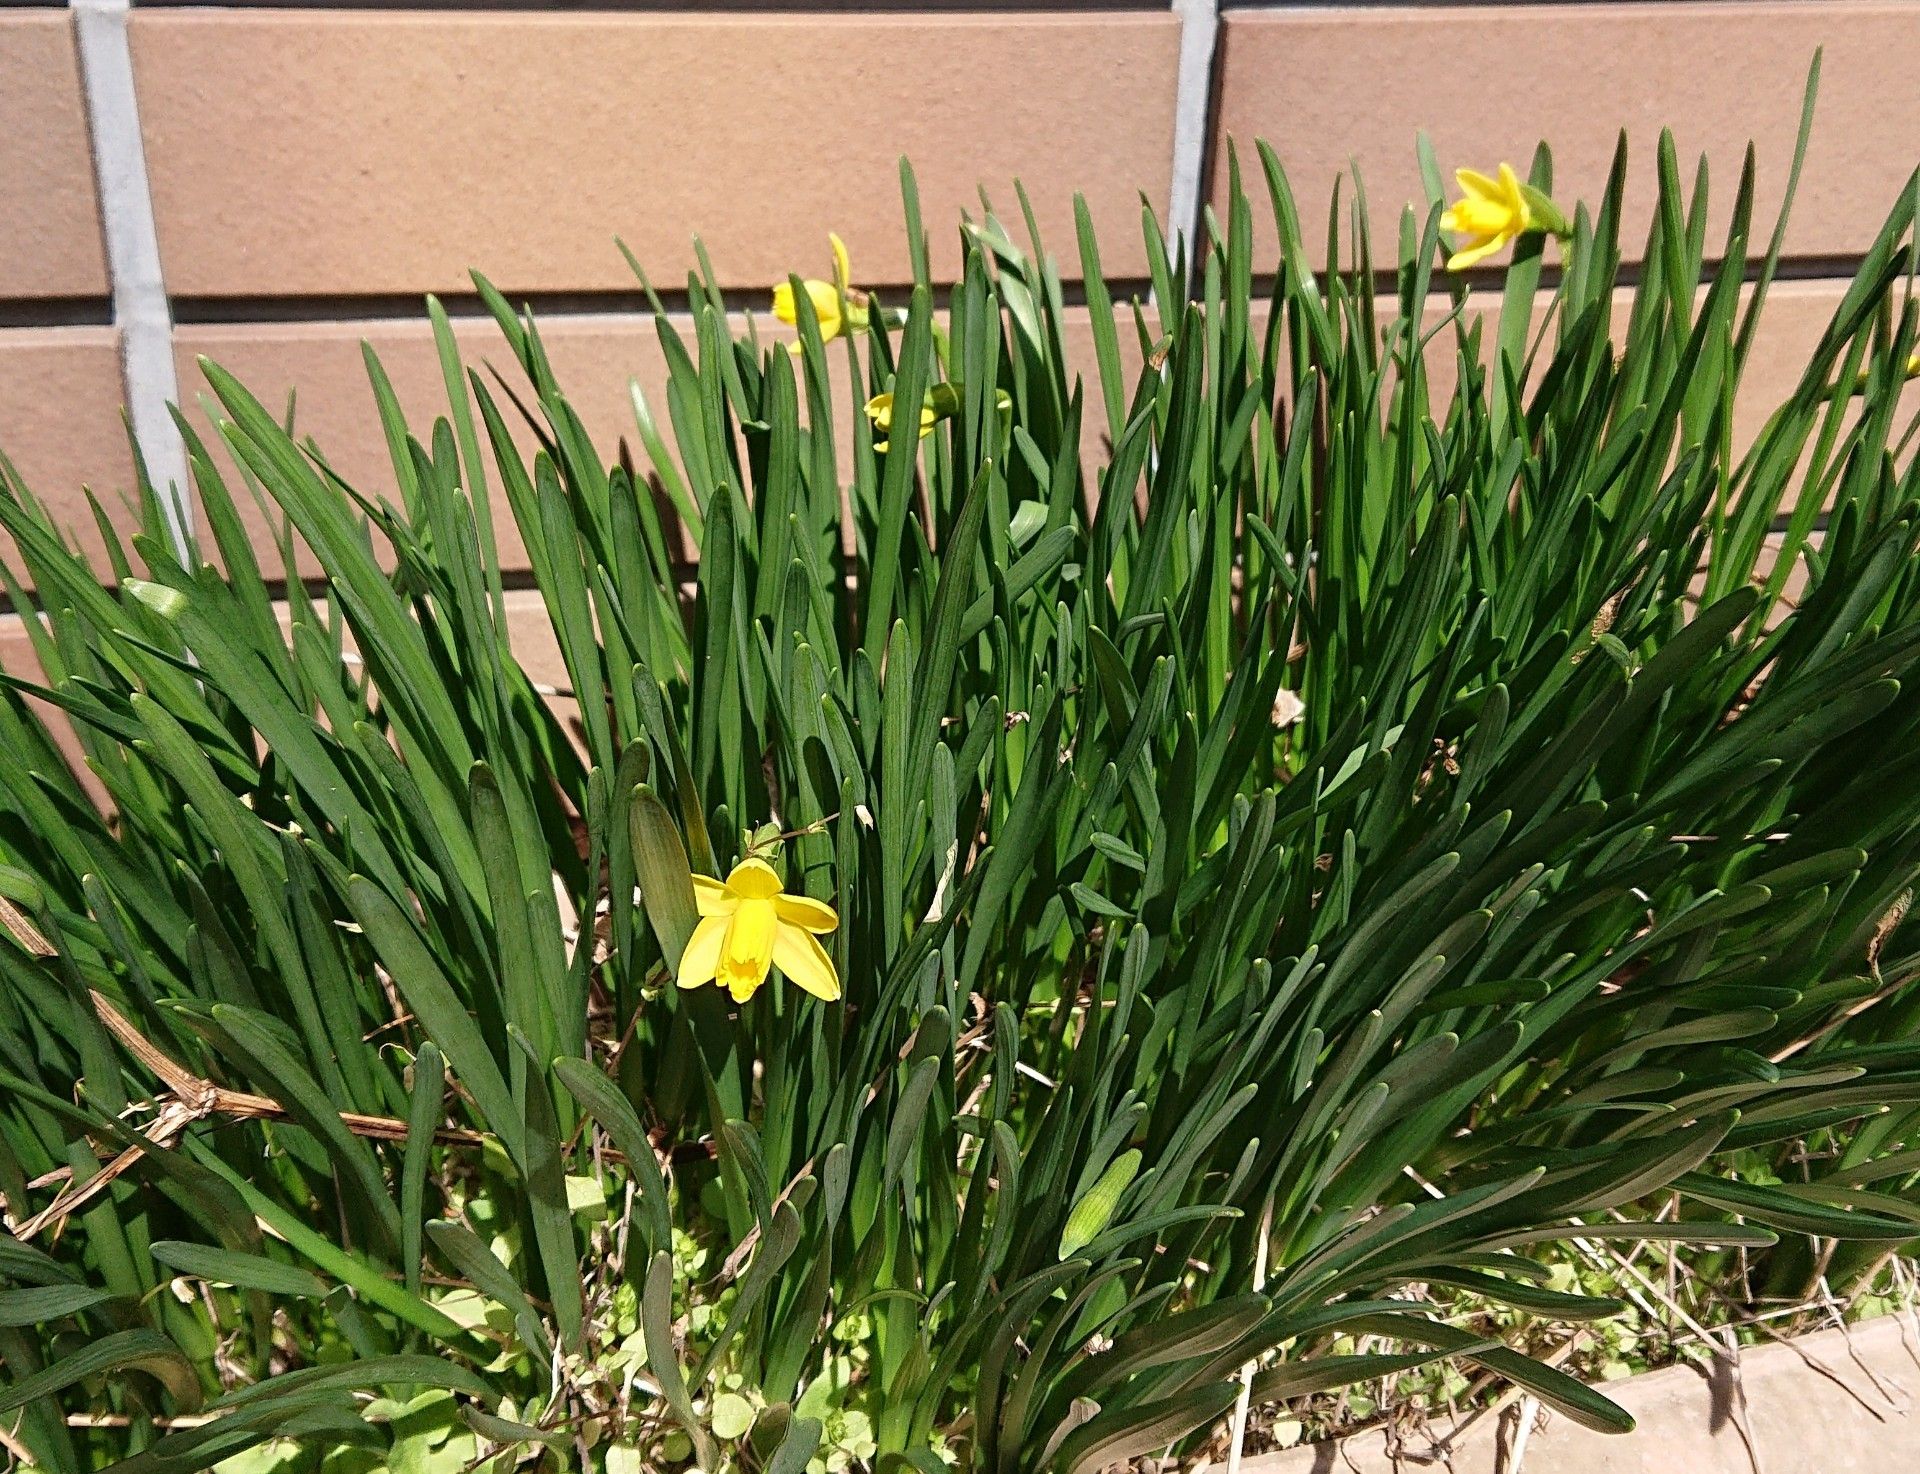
1201,1314,1920,1473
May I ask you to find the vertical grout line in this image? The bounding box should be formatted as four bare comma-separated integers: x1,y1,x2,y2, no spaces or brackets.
72,0,191,561
1168,0,1222,300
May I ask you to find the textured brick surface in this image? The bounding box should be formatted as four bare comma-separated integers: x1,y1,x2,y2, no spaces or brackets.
173,304,1153,574
1392,275,1918,458
174,313,685,576
0,11,110,300
0,328,135,581
166,276,1888,581
1214,2,1920,269
132,10,1181,299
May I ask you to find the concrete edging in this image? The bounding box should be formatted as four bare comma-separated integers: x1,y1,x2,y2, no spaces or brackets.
1201,1313,1920,1473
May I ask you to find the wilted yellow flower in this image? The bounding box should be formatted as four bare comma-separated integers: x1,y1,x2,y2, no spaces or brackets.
678,858,840,1004
771,233,868,348
1440,164,1548,271
865,383,1011,452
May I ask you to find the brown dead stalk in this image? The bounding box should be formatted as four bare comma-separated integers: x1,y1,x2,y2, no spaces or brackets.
9,991,485,1242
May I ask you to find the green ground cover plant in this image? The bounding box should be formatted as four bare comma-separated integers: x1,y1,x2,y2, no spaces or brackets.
3,83,1920,1473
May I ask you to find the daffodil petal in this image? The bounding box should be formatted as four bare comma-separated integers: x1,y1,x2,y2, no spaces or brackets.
1446,235,1506,271
776,279,843,341
1455,168,1501,203
1447,198,1513,235
725,858,785,900
693,874,735,917
677,914,727,989
718,899,777,1000
773,924,841,1001
830,233,852,294
807,280,844,341
773,893,838,934
1498,164,1533,230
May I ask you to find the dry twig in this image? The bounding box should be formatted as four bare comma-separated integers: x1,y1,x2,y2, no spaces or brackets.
8,991,486,1241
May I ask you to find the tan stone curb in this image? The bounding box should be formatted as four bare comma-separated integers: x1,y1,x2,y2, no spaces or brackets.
1200,1313,1920,1473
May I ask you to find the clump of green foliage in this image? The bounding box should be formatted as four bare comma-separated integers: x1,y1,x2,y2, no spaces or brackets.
2,95,1920,1474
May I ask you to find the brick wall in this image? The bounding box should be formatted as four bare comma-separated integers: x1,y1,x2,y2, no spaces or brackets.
2,0,1917,633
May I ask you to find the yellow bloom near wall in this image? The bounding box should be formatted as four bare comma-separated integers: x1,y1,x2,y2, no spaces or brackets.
864,391,941,452
865,383,1011,451
772,278,845,340
1440,163,1535,271
771,232,868,348
678,858,841,1004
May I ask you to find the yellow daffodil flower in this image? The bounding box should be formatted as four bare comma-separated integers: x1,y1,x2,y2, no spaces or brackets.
678,858,840,1004
864,391,941,452
771,233,869,349
865,383,1013,452
1440,164,1570,272
1440,164,1534,271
